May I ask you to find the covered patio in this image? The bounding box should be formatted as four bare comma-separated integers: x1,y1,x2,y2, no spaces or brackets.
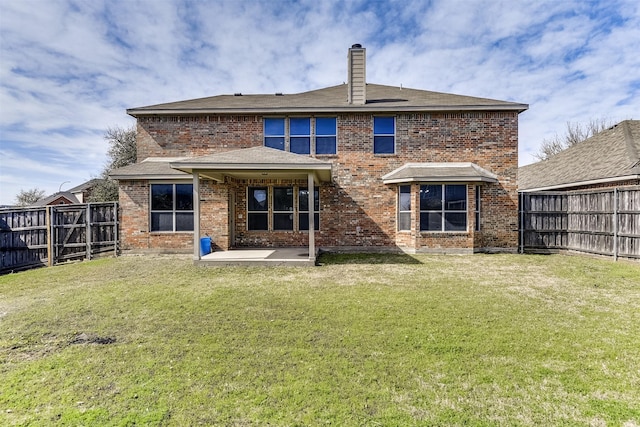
170,147,332,266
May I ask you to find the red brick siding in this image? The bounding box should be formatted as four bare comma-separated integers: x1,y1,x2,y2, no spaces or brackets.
118,180,192,252
200,180,229,251
136,116,263,159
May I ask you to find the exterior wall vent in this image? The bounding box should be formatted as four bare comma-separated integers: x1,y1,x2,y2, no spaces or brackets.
347,44,366,105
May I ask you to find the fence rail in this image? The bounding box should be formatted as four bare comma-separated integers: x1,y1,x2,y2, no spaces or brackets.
520,186,640,260
0,203,119,273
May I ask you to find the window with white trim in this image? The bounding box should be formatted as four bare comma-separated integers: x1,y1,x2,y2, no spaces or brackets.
374,116,395,154
150,183,194,232
419,184,467,231
398,185,411,231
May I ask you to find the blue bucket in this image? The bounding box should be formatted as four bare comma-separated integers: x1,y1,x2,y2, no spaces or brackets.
200,237,212,256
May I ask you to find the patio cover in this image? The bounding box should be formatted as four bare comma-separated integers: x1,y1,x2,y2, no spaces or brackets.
169,146,332,184
169,147,332,263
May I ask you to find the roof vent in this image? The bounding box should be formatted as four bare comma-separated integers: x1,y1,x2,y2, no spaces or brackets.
275,92,283,96
234,93,242,96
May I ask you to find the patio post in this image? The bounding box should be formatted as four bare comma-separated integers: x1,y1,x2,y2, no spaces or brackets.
193,171,200,260
308,172,315,262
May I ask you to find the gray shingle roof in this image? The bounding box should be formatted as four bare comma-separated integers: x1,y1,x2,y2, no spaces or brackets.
67,179,106,193
519,120,640,191
109,158,191,180
171,146,332,168
33,192,79,206
128,83,528,116
382,163,498,184
170,147,332,182
110,148,333,182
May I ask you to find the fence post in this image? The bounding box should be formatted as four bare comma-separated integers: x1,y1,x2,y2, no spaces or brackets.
113,201,118,256
46,206,53,267
519,192,524,254
86,203,92,260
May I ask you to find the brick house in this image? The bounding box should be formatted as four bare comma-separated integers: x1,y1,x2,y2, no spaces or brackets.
111,45,528,263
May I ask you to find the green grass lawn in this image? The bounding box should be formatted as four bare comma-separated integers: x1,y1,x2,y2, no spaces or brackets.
1,253,639,426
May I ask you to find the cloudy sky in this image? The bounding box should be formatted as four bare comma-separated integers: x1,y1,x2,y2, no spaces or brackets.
1,0,638,205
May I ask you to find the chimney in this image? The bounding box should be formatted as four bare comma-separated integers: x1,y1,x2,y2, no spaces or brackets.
347,44,366,105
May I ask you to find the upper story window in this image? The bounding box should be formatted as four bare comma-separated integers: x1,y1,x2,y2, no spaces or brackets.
290,118,311,154
374,116,395,154
150,183,194,232
315,117,337,155
264,117,336,155
420,184,467,232
264,118,285,150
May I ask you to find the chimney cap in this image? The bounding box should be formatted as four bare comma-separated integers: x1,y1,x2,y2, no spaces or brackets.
351,43,363,48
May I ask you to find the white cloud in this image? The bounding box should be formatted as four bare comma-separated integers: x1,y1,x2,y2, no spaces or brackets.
1,0,638,205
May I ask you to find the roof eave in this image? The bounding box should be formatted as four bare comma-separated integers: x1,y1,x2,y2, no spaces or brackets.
109,173,191,180
127,104,528,117
169,163,333,183
170,162,332,171
519,174,640,192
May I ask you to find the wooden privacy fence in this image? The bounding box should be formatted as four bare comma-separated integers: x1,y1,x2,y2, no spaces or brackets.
520,186,640,260
0,203,119,273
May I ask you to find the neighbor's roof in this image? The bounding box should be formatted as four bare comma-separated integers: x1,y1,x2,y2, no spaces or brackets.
67,178,104,193
519,120,640,191
32,192,79,206
127,83,528,116
382,163,498,184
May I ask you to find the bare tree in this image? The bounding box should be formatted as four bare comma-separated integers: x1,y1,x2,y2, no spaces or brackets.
105,125,137,169
534,118,614,161
88,125,137,202
14,188,46,206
